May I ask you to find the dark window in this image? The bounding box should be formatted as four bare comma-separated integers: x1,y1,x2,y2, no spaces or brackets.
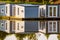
17,23,19,30
6,6,7,13
18,8,19,15
6,23,7,30
40,8,45,17
40,21,45,30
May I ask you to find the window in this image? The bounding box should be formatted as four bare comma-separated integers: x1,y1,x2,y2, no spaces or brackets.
40,8,45,17
5,23,7,30
50,7,52,16
48,21,57,33
6,6,7,13
17,23,19,30
40,21,45,30
48,6,57,17
53,7,56,16
18,8,19,15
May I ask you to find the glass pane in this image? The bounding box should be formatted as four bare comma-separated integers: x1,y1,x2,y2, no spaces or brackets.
49,22,52,31
40,8,45,17
6,6,7,13
40,22,45,30
18,8,19,15
53,22,56,31
6,23,7,30
53,7,56,16
17,23,19,30
49,7,52,16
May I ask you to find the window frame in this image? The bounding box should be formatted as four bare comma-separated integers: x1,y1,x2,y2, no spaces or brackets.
48,21,57,33
48,6,58,17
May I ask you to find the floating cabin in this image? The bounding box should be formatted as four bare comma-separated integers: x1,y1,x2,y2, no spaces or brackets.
14,4,39,18
0,4,60,34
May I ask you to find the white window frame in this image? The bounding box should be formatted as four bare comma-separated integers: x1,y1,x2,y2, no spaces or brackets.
48,21,57,33
48,6,58,17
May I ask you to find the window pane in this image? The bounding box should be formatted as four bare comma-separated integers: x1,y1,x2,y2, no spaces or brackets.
6,23,7,30
53,22,56,31
40,8,45,17
53,7,56,16
12,21,15,31
50,7,52,16
6,6,7,13
40,22,45,30
17,23,19,30
18,8,19,15
49,22,52,31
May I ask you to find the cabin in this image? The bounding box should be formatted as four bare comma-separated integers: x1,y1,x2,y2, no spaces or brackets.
39,5,59,18
14,4,39,18
0,4,10,16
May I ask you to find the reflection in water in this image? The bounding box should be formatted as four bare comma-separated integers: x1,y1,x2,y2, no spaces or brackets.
0,20,60,34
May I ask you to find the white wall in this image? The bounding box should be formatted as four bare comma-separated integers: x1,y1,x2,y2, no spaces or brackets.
15,5,25,18
15,21,25,33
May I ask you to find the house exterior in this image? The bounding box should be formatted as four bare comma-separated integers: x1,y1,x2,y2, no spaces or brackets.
14,4,39,18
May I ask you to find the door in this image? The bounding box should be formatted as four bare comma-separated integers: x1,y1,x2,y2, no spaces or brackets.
48,21,57,33
48,6,58,17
